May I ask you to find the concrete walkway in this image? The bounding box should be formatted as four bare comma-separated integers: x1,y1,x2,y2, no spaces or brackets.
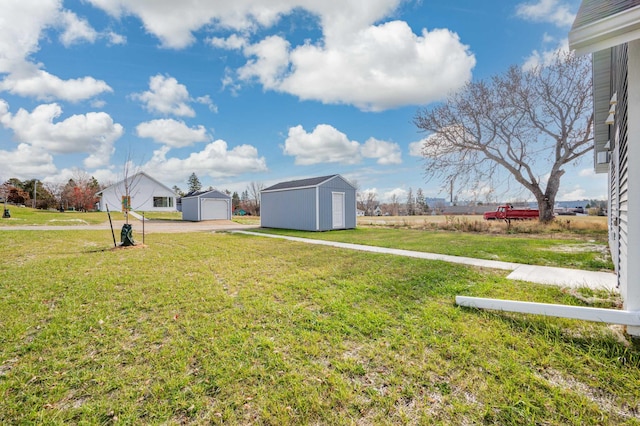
233,231,618,292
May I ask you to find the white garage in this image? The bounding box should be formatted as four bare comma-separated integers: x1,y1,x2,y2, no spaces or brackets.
181,190,232,221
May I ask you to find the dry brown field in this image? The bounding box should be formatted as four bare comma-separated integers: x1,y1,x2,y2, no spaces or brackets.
357,214,608,234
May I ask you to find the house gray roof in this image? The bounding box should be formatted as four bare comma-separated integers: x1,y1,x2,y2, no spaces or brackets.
262,175,340,192
95,171,175,196
569,0,640,54
572,0,640,29
569,0,640,172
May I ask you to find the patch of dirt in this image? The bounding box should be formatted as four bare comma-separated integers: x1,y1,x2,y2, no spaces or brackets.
536,368,639,420
48,219,89,224
109,244,148,250
544,243,609,254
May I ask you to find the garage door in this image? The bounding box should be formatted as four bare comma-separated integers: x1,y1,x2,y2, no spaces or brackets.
201,199,229,220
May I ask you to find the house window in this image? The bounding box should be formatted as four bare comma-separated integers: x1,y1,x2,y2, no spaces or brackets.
153,197,173,208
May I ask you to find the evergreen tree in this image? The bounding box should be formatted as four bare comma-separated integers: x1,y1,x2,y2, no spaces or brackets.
187,173,202,193
232,191,240,209
406,187,415,215
416,188,427,214
172,185,184,197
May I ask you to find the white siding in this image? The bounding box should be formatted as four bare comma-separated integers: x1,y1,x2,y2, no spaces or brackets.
98,173,176,212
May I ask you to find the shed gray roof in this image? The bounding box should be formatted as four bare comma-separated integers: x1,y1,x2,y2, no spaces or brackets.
262,175,341,192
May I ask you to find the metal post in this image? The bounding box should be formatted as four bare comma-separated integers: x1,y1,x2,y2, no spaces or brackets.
106,205,117,248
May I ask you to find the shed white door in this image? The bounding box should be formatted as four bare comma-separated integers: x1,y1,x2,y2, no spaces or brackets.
332,192,345,228
201,199,228,220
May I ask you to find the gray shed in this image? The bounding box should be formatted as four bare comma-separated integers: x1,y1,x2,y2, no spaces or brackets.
181,190,232,221
261,174,356,231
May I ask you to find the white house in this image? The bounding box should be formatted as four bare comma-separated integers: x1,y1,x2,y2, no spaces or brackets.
569,0,640,336
456,1,640,336
97,172,177,213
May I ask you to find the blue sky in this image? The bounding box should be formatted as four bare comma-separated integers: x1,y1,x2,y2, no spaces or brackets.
0,0,606,202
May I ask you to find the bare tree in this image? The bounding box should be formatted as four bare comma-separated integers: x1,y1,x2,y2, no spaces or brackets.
390,194,399,216
359,190,378,216
247,181,264,216
413,52,593,222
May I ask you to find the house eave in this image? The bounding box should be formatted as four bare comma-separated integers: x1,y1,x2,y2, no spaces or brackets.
569,5,640,55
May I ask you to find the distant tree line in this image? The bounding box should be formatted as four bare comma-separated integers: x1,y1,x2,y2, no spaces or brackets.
357,187,430,216
2,172,101,211
2,170,268,215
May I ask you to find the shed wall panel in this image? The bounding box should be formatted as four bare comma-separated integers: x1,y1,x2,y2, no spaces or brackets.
318,179,356,230
261,188,317,230
181,197,200,221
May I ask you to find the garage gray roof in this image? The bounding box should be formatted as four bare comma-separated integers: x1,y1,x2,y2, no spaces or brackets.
181,189,230,199
262,175,340,192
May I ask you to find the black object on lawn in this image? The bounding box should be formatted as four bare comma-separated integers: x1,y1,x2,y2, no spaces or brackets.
120,223,135,246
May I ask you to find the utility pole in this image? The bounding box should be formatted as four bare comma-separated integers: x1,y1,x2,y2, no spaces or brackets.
33,180,37,209
450,178,454,205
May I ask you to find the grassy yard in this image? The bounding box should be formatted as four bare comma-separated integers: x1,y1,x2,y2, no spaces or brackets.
0,229,637,424
0,207,121,226
255,227,614,272
0,207,257,226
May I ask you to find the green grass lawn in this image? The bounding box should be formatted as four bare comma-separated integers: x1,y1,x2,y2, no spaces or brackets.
255,227,614,272
137,211,183,221
0,230,637,424
0,207,122,226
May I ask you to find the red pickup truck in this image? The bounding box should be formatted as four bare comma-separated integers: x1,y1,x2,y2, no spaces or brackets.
483,205,539,221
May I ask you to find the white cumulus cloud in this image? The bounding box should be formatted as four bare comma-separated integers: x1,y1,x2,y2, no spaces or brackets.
59,10,98,46
409,139,426,157
0,0,112,102
86,0,474,111
284,124,405,165
106,31,127,45
361,138,402,165
235,21,475,111
522,38,569,71
136,119,209,148
0,100,123,168
515,0,576,27
383,187,407,202
284,124,361,165
86,0,403,49
142,141,268,181
0,69,112,102
132,74,196,117
0,143,57,179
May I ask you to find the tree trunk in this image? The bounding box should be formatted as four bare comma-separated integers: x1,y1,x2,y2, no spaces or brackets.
537,196,555,223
